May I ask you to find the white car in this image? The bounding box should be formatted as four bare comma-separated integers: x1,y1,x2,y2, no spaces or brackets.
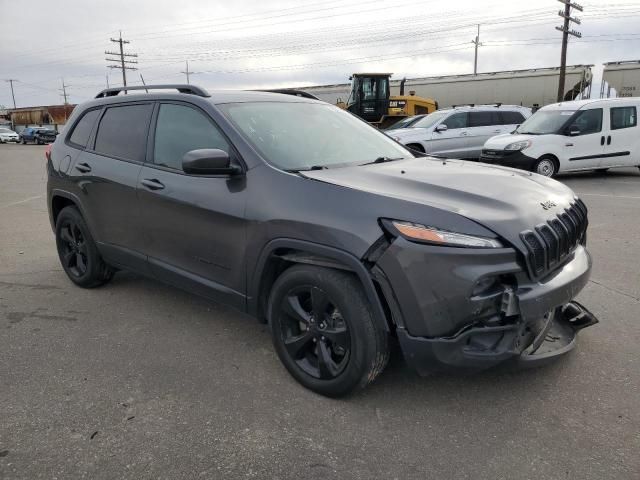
0,127,20,143
481,97,640,177
386,105,531,159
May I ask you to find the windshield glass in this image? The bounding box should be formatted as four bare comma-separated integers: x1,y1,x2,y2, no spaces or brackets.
384,115,422,130
0,128,13,133
219,102,412,170
517,110,576,135
409,111,449,129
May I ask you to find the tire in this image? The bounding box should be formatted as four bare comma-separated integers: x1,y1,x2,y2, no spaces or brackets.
268,265,389,397
406,143,425,153
533,156,558,177
55,206,115,288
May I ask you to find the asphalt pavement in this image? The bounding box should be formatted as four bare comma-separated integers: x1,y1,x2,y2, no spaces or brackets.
1,143,638,479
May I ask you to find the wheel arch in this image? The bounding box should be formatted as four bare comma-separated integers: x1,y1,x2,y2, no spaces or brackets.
249,239,393,333
49,190,95,235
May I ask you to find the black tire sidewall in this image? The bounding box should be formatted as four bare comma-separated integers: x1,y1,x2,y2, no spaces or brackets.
55,206,107,288
268,265,382,397
534,156,557,177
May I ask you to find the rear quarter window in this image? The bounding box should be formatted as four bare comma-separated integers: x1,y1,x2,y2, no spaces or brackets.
93,104,153,162
68,109,101,147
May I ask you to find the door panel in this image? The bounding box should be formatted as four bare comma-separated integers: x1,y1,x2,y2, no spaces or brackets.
428,112,470,158
68,103,153,269
137,102,248,308
564,108,605,170
466,111,502,159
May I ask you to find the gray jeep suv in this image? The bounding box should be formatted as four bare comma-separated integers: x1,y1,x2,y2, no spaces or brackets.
46,85,597,397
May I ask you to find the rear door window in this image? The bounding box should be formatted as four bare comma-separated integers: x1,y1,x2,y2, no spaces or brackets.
152,103,230,171
610,106,637,130
469,111,499,127
500,111,526,125
69,109,101,147
442,113,468,129
93,104,153,162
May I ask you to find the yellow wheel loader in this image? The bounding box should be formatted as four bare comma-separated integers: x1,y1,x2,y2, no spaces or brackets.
337,73,437,129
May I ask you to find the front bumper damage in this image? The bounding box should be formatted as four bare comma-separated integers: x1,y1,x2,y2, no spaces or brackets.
373,238,599,375
396,301,598,375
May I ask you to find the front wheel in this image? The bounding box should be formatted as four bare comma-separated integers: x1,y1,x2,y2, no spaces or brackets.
55,206,115,288
533,156,558,177
268,265,389,397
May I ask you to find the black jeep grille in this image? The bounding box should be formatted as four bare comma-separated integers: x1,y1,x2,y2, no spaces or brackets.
521,200,588,278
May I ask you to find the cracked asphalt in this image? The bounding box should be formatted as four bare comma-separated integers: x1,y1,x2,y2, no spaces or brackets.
1,144,639,479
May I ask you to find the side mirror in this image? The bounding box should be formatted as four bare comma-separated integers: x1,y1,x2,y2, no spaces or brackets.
567,128,580,137
435,124,448,133
182,149,241,175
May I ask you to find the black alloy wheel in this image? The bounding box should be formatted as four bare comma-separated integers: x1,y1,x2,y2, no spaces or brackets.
279,285,351,380
55,206,114,288
269,265,389,397
58,220,89,278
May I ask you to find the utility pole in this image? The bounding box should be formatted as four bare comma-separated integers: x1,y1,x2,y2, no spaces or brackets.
180,60,200,84
4,79,17,108
556,0,583,102
60,78,69,104
106,74,110,88
472,24,482,75
105,31,138,93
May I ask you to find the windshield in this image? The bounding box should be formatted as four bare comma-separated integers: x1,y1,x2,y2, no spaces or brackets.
219,102,412,171
0,128,14,133
517,110,576,135
384,115,422,130
409,111,449,129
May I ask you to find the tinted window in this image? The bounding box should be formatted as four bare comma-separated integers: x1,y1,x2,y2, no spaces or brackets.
153,104,230,171
442,113,468,129
94,104,153,162
500,111,526,125
568,109,602,135
69,109,100,147
610,106,637,130
469,111,499,127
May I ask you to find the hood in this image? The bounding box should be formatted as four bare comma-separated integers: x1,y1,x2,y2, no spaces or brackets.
301,157,577,247
484,133,534,149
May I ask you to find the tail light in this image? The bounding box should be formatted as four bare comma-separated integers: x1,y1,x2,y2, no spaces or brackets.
45,144,52,162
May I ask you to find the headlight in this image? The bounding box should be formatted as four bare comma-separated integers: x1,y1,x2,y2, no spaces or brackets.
384,220,503,248
504,140,532,151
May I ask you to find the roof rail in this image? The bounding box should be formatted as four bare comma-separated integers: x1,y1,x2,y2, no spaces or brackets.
95,84,210,98
255,88,320,100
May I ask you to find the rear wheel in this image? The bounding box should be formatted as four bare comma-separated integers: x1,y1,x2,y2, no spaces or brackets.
268,265,389,397
55,206,115,288
533,156,558,177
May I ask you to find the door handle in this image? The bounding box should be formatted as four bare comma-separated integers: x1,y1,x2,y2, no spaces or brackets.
75,162,91,173
141,178,165,190
600,136,605,146
460,131,468,136
493,129,502,134
607,135,611,145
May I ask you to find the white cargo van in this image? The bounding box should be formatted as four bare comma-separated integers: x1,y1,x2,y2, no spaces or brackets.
480,98,639,176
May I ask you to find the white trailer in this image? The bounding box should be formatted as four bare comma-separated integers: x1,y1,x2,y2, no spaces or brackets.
301,65,593,109
601,60,640,98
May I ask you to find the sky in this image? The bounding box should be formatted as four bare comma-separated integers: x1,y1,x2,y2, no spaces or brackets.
1,0,640,108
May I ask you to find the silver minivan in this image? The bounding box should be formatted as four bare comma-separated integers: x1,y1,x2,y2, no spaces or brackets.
386,105,531,159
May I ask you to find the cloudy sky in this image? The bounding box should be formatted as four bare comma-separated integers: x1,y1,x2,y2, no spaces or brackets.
1,0,639,108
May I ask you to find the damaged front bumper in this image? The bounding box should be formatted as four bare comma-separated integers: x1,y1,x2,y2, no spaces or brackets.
374,238,599,375
397,301,598,375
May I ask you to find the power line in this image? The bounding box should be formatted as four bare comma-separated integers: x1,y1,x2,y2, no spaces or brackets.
180,60,200,84
556,0,584,102
106,31,138,92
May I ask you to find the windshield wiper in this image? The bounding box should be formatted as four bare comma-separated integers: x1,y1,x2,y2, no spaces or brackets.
359,156,404,166
285,165,328,173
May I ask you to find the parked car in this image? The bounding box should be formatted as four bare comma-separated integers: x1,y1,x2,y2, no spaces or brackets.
20,127,58,144
382,114,427,130
0,127,20,143
481,98,640,177
47,85,597,397
386,105,531,159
